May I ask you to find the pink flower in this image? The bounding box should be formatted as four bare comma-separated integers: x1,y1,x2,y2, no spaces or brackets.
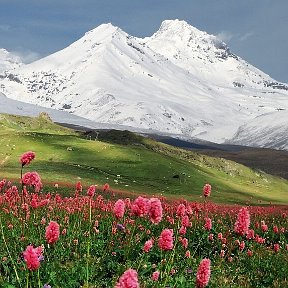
204,217,212,231
131,196,149,217
196,258,211,288
181,238,188,249
181,215,190,227
176,204,186,217
261,220,268,232
113,199,125,219
151,271,160,281
220,250,225,257
247,249,253,257
143,239,153,253
20,151,35,167
185,250,191,258
23,245,43,271
75,181,82,196
115,268,139,288
274,243,280,253
234,207,250,236
45,221,60,244
179,226,187,235
203,184,211,197
87,185,96,197
148,198,163,224
239,241,245,251
102,183,110,192
22,172,42,192
158,229,173,251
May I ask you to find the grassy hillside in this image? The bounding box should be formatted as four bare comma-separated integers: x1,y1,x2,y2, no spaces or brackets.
0,113,288,204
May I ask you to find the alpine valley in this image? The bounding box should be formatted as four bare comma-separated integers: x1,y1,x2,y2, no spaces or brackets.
0,19,288,150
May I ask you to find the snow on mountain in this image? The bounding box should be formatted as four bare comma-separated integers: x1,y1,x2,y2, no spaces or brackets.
0,19,287,148
0,49,23,73
228,110,288,150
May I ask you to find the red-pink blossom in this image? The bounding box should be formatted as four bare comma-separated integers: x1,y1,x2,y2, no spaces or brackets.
185,250,191,258
143,239,154,253
23,245,43,271
87,185,96,197
131,196,149,217
274,243,280,253
151,271,160,281
203,184,211,197
196,258,211,288
204,217,212,231
181,215,190,227
176,203,186,217
45,221,60,244
148,198,163,225
115,268,139,288
158,229,173,251
234,207,250,236
113,199,125,219
20,151,35,167
22,171,42,192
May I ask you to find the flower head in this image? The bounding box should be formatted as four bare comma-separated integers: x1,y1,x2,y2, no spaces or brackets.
87,185,96,197
143,239,153,253
114,199,125,219
22,171,42,192
203,184,211,198
148,198,163,224
20,151,35,167
45,221,60,244
23,245,43,271
196,258,211,288
234,207,250,236
115,268,139,288
131,196,149,217
158,228,174,251
151,271,160,281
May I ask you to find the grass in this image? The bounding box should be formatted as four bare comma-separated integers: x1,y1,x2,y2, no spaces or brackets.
0,113,288,204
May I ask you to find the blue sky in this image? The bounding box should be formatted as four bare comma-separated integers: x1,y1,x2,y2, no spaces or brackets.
1,0,287,83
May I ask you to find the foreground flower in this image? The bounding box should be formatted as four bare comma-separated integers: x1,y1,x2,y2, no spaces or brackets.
23,245,43,271
151,271,160,281
20,151,35,167
115,268,139,288
203,184,211,198
148,198,163,224
87,185,96,197
196,258,211,288
45,221,60,244
131,196,149,217
158,228,174,251
114,199,125,218
22,171,42,192
234,207,250,235
143,239,153,253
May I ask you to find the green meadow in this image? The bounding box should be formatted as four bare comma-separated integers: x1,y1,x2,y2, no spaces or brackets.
0,113,288,205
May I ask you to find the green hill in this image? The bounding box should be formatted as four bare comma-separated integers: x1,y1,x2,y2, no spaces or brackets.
0,113,288,204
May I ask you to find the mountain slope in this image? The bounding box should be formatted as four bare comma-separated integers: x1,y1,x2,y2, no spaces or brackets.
0,19,287,147
228,110,288,150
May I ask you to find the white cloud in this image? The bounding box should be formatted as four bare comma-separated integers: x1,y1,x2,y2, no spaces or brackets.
239,32,254,42
216,31,234,42
12,50,41,64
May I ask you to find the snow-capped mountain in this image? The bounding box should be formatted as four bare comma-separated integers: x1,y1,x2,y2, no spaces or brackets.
0,19,287,148
0,49,22,73
228,110,288,150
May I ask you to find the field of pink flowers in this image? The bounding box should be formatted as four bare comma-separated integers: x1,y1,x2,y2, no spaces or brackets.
0,152,287,287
